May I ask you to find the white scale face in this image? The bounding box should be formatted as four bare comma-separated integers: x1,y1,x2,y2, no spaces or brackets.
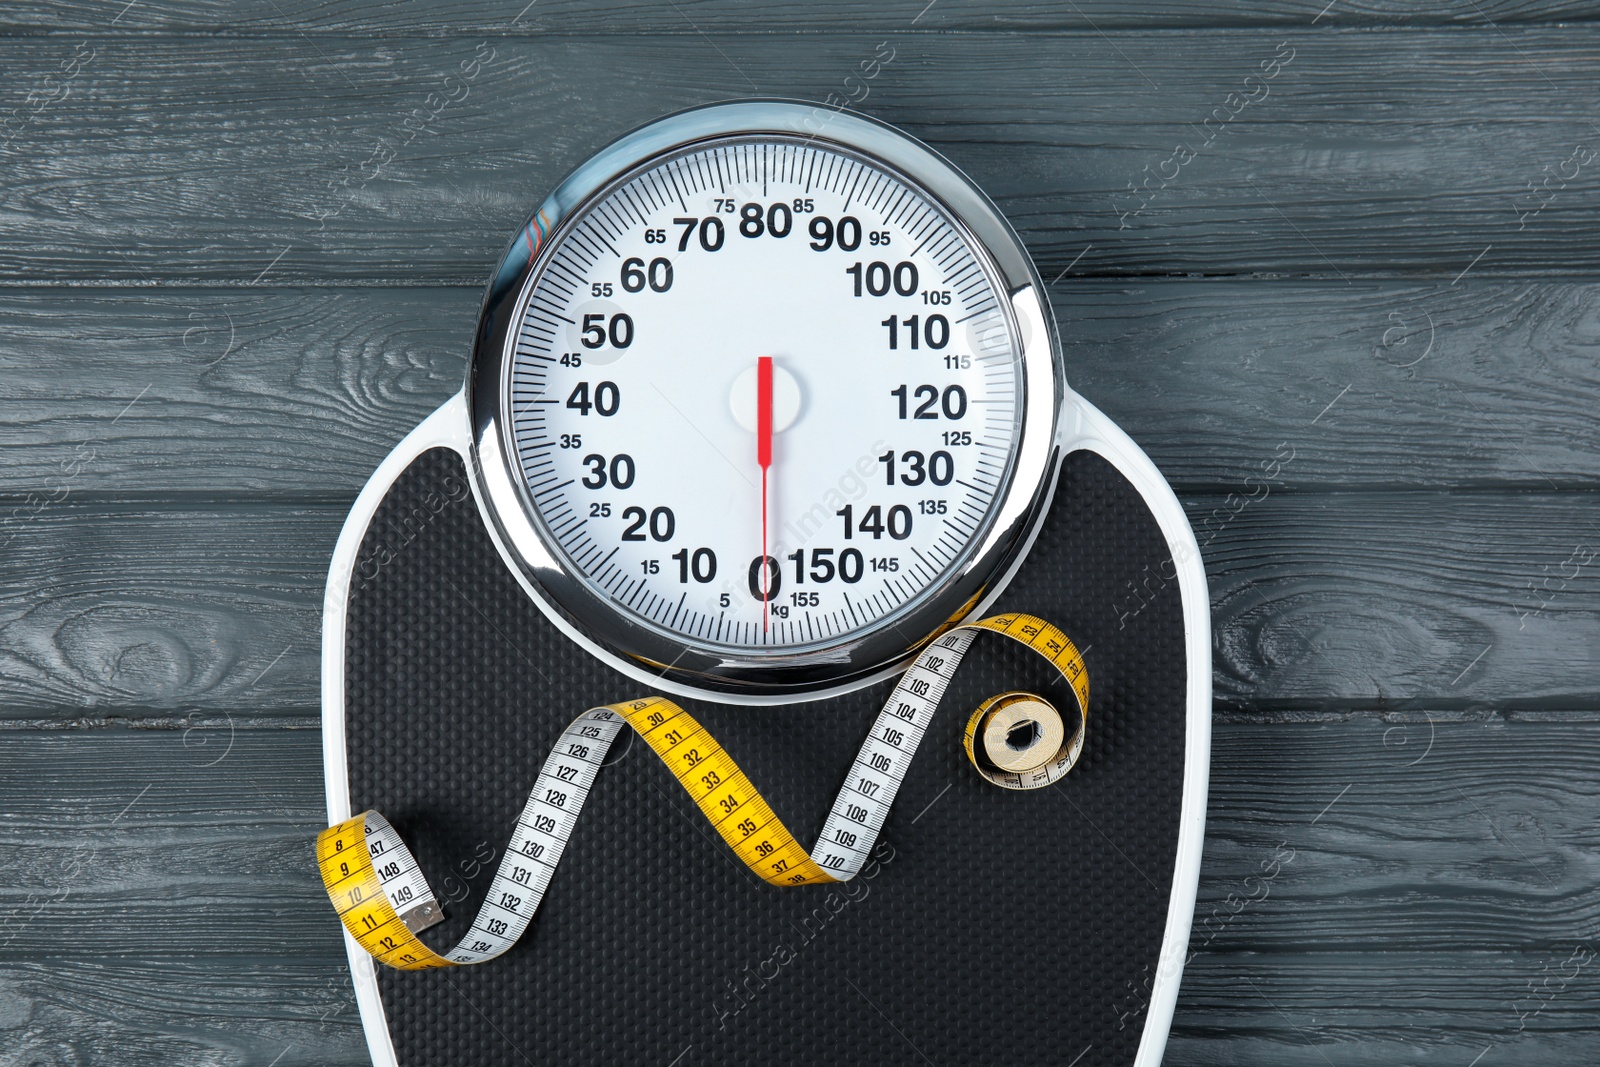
502,136,1025,655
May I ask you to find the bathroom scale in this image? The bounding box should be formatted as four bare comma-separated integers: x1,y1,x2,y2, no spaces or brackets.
318,101,1211,1066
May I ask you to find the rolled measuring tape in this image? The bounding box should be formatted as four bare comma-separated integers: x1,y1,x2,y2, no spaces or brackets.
317,613,1087,971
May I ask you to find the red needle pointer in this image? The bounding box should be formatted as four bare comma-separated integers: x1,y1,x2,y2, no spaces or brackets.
757,355,774,634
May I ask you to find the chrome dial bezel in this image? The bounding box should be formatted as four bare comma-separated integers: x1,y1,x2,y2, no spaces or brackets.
468,100,1065,699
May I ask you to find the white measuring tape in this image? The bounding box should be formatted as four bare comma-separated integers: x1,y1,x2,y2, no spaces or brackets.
318,613,1088,970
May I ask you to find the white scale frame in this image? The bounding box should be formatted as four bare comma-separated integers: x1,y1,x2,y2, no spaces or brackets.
321,100,1211,1067
322,387,1211,1067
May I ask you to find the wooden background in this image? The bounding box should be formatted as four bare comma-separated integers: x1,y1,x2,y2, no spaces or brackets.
2,1,1597,1064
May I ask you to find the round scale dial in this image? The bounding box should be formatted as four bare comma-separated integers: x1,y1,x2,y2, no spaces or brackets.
506,139,1019,652
471,102,1062,698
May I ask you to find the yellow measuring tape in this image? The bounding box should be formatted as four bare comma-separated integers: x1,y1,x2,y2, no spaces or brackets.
317,613,1087,970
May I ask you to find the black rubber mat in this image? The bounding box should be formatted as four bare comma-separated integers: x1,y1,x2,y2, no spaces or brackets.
341,446,1187,1066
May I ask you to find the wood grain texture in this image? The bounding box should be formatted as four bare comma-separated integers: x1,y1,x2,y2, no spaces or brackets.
3,719,1599,1064
0,288,470,500
2,30,1600,282
0,960,363,1067
2,950,1592,1067
1202,492,1600,709
2,279,1596,499
1,491,1595,716
3,5,1595,1064
1170,716,1600,1063
0,503,326,714
1195,717,1600,951
5,0,1600,33
9,0,1600,33
0,726,334,958
1170,951,1600,1066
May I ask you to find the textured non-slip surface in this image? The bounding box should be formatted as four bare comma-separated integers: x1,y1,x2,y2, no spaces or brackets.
342,446,1188,1066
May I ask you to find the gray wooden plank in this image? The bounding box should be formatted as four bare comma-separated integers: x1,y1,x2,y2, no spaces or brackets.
1062,278,1600,492
1,491,1596,715
1169,951,1600,1066
3,0,1595,33
1201,491,1600,709
2,30,1599,281
0,950,1589,1067
0,726,332,959
0,503,326,714
0,287,471,501
2,279,1595,498
0,960,364,1067
1193,715,1600,950
3,719,1599,1063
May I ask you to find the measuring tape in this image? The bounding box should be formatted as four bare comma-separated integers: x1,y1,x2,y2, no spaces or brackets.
317,613,1088,971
